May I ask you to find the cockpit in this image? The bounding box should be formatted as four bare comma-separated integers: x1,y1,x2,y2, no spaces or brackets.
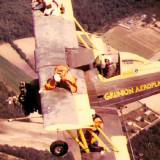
94,53,120,78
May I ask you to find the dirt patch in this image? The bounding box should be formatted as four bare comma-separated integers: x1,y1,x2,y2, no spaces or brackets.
103,26,160,59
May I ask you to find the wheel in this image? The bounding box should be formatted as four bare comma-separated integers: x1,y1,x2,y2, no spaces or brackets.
50,140,68,157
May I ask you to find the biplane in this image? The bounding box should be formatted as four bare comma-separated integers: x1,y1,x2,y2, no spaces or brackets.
85,51,160,108
8,0,160,159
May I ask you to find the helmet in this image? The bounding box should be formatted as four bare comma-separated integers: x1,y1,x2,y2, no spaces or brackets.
54,65,69,78
54,73,61,82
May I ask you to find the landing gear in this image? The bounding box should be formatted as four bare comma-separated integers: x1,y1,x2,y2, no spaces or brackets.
50,140,68,157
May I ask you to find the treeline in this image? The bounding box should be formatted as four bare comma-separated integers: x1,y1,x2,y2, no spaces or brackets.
72,0,160,32
0,0,160,42
0,0,33,42
0,145,51,160
131,122,160,160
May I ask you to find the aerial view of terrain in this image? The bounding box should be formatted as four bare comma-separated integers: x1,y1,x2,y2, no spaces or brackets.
0,0,160,160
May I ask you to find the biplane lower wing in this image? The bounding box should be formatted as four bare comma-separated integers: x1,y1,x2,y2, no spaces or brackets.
85,69,160,107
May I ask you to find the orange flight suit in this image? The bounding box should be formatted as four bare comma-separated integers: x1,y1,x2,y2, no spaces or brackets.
45,65,77,93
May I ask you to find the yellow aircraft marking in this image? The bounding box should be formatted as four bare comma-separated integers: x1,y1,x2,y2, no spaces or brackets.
104,81,160,100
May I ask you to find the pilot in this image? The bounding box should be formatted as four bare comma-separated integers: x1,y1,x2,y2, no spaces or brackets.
94,54,106,76
44,65,78,94
94,54,113,78
105,57,117,78
104,58,111,78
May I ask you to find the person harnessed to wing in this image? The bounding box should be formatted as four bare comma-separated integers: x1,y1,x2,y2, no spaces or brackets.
44,65,78,94
32,0,65,15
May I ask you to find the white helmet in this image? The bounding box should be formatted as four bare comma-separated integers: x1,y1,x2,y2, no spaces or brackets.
54,73,61,82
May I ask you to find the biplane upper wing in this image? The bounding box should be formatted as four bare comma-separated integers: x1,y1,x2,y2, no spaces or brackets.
33,10,93,131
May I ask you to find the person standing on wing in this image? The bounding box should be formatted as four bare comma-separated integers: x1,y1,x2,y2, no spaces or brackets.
32,0,65,15
32,0,45,11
